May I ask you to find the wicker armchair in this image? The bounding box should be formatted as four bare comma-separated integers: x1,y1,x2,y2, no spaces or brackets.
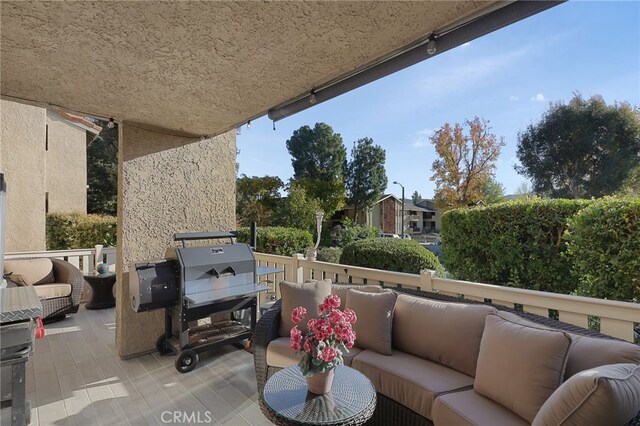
253,287,640,426
5,258,85,321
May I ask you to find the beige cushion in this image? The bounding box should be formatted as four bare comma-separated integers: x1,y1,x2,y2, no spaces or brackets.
346,289,397,355
352,349,474,420
495,311,640,379
330,284,386,309
393,294,496,376
532,363,640,426
266,336,363,368
475,314,572,423
33,283,73,299
433,389,529,426
4,258,55,286
278,280,332,337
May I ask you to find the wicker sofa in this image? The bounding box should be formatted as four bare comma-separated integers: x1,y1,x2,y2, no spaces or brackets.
4,258,85,320
254,283,640,426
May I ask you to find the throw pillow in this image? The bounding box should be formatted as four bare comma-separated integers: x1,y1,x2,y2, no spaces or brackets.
532,363,640,426
345,289,397,355
4,258,55,286
393,294,496,376
474,314,572,423
278,280,332,337
331,284,386,309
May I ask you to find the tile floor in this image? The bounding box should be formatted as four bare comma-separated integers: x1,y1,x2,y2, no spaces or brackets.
2,305,272,426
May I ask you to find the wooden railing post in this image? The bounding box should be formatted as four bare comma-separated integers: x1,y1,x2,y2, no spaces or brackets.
419,269,434,292
94,244,103,269
292,253,305,283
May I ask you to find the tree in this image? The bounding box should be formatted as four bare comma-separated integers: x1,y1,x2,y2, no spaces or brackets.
236,175,283,226
286,123,347,218
482,178,506,204
514,181,533,199
346,138,387,221
271,183,322,232
411,191,422,205
87,119,118,215
430,117,506,208
515,94,640,198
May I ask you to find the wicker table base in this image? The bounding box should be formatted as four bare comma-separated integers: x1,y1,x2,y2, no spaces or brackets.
83,273,116,310
260,365,376,426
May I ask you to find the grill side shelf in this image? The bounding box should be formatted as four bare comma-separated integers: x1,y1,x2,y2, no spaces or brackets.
183,284,269,308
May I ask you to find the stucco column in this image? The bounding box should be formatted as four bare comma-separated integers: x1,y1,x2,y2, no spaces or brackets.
115,124,236,359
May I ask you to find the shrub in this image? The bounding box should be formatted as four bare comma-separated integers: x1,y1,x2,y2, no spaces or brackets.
317,247,342,263
236,226,313,256
326,218,378,247
47,212,117,250
340,238,445,276
565,197,640,302
441,199,591,294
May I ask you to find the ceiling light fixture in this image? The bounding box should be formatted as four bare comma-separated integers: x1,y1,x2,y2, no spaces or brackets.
309,91,317,105
107,117,115,129
247,120,252,129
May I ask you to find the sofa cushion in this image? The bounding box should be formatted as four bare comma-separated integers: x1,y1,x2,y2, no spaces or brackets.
495,311,640,379
266,336,363,368
4,258,55,286
393,294,496,377
475,314,572,423
331,284,385,309
346,289,397,355
433,389,529,426
33,283,73,300
278,280,332,337
532,363,640,426
352,349,474,420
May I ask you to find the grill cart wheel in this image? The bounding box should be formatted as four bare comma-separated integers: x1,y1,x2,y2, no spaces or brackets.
156,335,172,355
175,349,198,373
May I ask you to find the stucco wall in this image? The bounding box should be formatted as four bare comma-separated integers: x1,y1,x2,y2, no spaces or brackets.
115,124,236,358
46,111,87,214
0,100,46,251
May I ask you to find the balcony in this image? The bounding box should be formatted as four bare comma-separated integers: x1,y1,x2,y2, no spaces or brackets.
2,247,639,425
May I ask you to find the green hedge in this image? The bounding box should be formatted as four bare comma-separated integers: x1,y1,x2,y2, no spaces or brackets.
47,212,117,250
441,199,591,294
565,197,640,302
340,238,445,276
236,226,313,256
317,247,342,263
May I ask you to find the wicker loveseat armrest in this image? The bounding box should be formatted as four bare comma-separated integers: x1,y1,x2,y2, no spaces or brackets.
253,299,282,395
51,258,85,306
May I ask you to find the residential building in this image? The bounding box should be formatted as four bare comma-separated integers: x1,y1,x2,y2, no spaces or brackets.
0,99,101,251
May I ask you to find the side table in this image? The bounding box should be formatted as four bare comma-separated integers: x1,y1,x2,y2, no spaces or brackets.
83,273,116,310
260,365,376,426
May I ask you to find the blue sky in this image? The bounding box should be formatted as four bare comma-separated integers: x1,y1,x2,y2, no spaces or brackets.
237,1,640,199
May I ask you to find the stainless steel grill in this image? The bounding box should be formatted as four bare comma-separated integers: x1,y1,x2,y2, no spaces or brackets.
129,231,268,373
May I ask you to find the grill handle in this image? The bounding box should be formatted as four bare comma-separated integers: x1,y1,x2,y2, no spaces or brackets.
174,231,237,246
209,266,237,278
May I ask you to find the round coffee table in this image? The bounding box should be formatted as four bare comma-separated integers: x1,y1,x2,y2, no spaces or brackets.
83,272,116,309
260,365,376,426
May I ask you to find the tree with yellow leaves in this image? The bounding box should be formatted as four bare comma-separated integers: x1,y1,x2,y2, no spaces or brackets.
430,117,505,208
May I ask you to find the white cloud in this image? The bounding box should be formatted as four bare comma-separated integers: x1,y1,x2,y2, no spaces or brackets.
411,128,434,148
421,47,529,97
509,95,519,101
530,93,547,102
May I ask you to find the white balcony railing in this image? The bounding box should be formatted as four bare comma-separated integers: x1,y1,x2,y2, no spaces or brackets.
4,248,638,343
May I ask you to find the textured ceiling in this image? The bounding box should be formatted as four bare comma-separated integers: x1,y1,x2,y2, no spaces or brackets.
1,1,499,136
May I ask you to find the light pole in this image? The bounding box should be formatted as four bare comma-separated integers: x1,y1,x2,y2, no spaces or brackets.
393,181,405,237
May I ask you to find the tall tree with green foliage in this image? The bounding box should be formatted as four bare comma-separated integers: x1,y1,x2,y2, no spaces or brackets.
482,178,506,204
87,119,118,215
271,183,322,232
346,138,387,221
236,175,283,226
516,94,640,198
286,123,347,218
430,117,505,208
411,191,422,205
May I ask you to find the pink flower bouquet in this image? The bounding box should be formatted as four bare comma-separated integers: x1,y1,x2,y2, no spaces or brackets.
289,294,357,376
